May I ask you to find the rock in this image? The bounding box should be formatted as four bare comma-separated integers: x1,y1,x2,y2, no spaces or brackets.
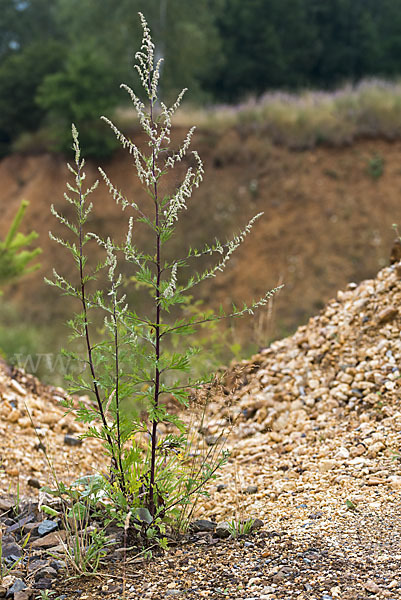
0,498,14,512
388,476,401,490
250,518,264,531
216,484,227,492
376,307,398,325
34,566,58,581
214,522,231,539
308,511,323,519
27,559,48,574
6,579,27,598
31,530,67,549
63,434,82,447
38,520,59,536
34,578,54,591
364,579,381,594
14,591,33,600
1,541,22,559
190,519,216,533
27,478,41,489
319,459,336,472
243,485,258,494
366,477,386,485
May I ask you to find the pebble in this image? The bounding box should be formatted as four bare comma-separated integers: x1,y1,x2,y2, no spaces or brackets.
190,519,216,533
27,477,41,489
364,579,381,593
63,434,82,447
7,579,27,597
244,485,258,494
38,520,59,536
215,522,231,538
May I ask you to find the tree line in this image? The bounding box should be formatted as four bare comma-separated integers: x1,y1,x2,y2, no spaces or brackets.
1,0,401,157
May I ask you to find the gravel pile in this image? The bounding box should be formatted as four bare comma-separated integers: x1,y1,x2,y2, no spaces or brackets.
1,262,401,599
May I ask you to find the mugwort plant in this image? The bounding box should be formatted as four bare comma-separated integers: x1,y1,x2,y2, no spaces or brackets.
46,13,280,546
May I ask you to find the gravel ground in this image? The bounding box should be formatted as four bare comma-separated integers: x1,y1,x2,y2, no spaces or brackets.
1,261,401,599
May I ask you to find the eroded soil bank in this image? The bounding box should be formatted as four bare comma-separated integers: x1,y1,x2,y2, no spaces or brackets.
1,132,401,346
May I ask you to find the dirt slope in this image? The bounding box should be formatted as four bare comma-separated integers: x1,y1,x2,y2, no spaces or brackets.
1,131,401,348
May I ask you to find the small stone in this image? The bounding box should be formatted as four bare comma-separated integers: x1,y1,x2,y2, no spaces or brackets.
34,578,54,590
388,476,401,490
216,484,227,492
319,459,336,472
38,520,59,537
243,485,258,494
34,567,58,581
376,307,398,324
14,592,33,600
9,379,27,396
63,434,82,447
27,478,41,489
214,522,231,539
1,541,22,559
31,530,67,549
308,511,323,519
366,477,386,486
250,518,264,531
7,579,27,598
190,519,216,533
364,579,381,593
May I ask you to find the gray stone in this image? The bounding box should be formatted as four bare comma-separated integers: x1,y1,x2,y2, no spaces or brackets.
63,434,82,447
190,519,216,533
38,520,59,537
27,559,47,574
244,485,258,494
34,567,58,581
34,578,53,591
6,579,26,598
1,541,22,559
215,522,231,539
250,518,264,531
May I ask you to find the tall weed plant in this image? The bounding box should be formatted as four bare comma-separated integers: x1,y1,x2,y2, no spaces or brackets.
47,13,279,546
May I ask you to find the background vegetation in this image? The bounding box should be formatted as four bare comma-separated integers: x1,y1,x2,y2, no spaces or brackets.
3,0,401,156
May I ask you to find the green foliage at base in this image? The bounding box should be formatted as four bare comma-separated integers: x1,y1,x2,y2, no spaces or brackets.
0,200,41,290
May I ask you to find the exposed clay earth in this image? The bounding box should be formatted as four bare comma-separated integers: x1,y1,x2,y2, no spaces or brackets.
1,133,401,348
0,259,401,598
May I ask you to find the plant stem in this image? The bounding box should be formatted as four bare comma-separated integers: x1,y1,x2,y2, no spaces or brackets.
76,163,121,490
111,281,126,493
149,94,161,517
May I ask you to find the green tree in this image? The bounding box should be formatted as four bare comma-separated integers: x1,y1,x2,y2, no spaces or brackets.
0,200,41,290
209,0,317,101
305,0,382,86
0,40,64,156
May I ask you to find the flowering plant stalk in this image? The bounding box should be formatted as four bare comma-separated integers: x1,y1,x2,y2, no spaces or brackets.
47,13,280,542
